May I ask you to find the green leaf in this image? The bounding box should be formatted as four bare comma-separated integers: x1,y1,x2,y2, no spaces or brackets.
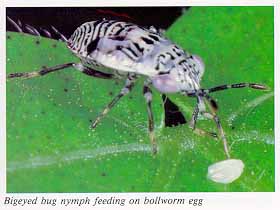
7,6,274,192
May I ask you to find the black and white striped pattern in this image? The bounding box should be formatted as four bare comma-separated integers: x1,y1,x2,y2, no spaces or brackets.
67,20,153,55
67,20,167,73
67,19,202,90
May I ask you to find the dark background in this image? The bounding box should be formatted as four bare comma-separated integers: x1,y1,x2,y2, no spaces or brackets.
6,7,190,126
7,7,187,38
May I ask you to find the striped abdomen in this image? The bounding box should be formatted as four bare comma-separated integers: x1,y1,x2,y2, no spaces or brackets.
67,20,138,56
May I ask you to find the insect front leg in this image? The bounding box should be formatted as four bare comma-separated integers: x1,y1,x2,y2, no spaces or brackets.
202,95,231,159
189,97,218,138
143,81,157,154
91,74,137,129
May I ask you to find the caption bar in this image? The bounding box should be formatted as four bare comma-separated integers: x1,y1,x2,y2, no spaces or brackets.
3,196,203,207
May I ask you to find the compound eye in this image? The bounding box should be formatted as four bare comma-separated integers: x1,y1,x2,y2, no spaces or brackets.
192,54,205,76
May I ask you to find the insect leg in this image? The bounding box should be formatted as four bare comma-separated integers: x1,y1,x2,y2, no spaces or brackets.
7,63,75,79
143,81,157,154
189,97,217,138
91,74,137,129
7,63,113,80
202,95,231,159
73,63,113,79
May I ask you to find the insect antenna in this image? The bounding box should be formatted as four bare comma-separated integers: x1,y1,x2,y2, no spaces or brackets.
187,83,267,109
202,82,267,94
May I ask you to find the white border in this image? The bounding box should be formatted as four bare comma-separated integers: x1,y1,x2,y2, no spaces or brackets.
2,0,276,7
1,0,279,210
0,0,6,196
275,0,280,195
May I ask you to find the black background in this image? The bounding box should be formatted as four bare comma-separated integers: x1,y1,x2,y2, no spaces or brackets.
6,7,189,126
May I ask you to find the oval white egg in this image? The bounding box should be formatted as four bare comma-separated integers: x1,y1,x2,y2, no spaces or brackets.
207,159,245,184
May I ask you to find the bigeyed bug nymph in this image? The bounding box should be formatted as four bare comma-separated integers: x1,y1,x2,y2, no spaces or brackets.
7,18,267,158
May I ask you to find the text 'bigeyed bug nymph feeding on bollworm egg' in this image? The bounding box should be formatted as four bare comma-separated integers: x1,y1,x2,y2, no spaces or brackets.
7,16,267,183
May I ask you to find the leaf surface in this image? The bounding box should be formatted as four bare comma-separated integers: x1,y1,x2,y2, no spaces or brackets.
6,6,274,192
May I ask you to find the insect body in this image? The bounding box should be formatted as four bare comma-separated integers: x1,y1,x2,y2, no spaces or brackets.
68,20,204,92
7,18,267,157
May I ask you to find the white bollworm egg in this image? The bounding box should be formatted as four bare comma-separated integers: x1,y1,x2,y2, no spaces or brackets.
207,159,245,184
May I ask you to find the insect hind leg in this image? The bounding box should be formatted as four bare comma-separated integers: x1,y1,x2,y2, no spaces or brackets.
7,63,113,80
7,63,75,79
